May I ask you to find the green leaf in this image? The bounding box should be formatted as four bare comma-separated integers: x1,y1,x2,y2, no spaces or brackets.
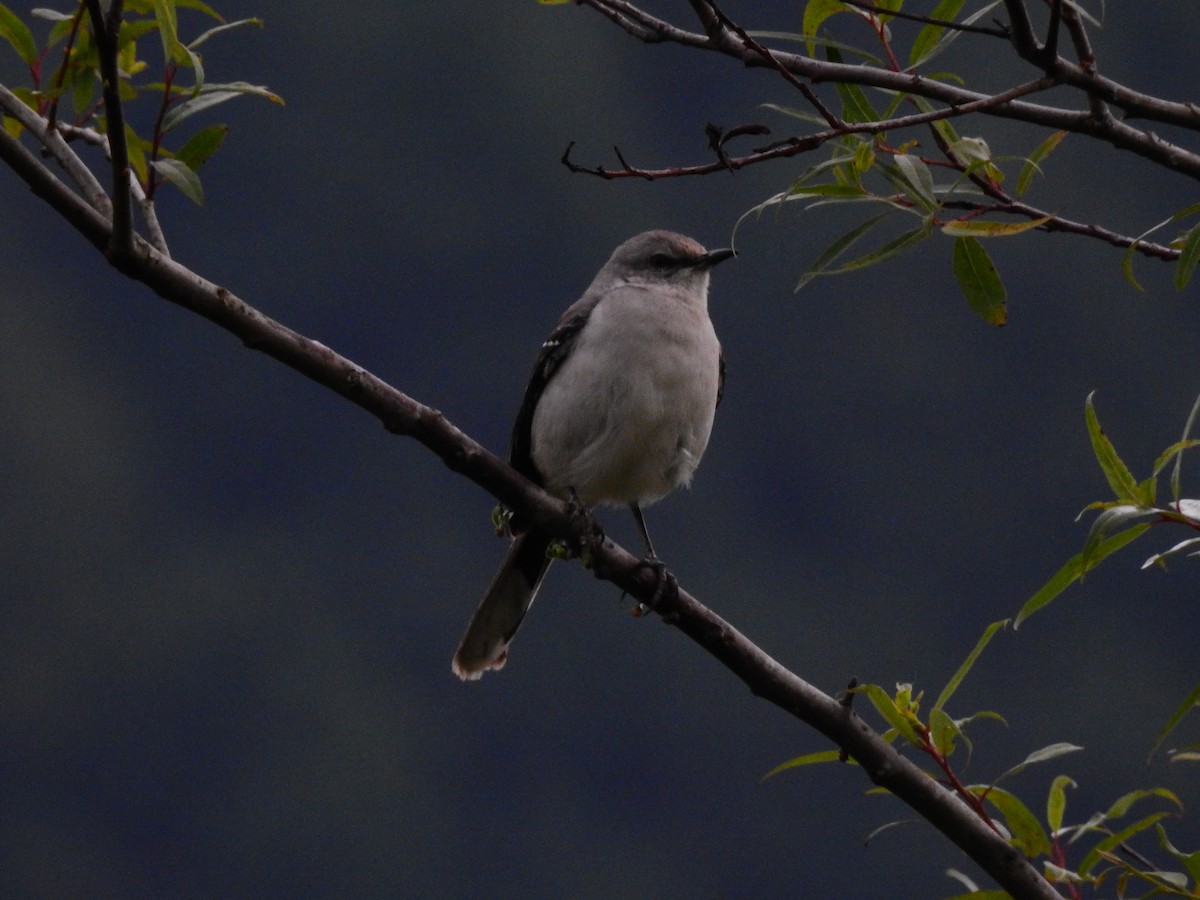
1080,504,1157,572
802,0,852,56
1141,535,1200,570
1013,524,1150,628
908,0,966,68
893,153,936,209
1079,813,1174,875
933,618,1008,711
148,0,181,64
1148,682,1200,763
1173,223,1200,291
1105,788,1182,820
1172,392,1200,502
1017,130,1067,196
818,224,932,278
856,683,923,744
929,706,959,756
951,236,1006,325
796,211,893,290
160,83,281,132
825,45,879,122
173,122,228,170
188,17,262,51
0,2,38,64
942,214,1054,237
993,743,1084,787
761,749,844,780
1047,775,1076,834
1121,202,1200,292
151,157,204,205
975,786,1052,857
1085,392,1144,503
1156,823,1200,885
175,0,224,18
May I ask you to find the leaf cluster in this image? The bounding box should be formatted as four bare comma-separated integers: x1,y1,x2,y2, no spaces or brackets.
768,614,1199,897
0,0,280,204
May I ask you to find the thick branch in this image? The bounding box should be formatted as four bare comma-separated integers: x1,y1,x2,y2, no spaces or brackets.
0,120,1060,898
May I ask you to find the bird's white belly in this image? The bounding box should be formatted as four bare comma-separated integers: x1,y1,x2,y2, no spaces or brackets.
530,292,719,506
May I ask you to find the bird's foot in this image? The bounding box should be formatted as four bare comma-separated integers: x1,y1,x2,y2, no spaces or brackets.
564,489,606,568
629,554,677,618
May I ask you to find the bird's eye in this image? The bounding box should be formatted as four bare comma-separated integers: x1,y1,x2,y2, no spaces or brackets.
649,253,674,269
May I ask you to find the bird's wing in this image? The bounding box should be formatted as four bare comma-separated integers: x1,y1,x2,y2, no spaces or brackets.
508,295,600,482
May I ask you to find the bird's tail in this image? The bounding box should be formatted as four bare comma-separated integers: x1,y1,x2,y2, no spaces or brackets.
452,530,552,680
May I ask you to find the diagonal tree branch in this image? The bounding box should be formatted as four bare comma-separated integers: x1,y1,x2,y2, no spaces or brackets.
0,112,1062,898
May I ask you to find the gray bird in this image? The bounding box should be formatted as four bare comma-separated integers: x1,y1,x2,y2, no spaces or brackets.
452,230,734,680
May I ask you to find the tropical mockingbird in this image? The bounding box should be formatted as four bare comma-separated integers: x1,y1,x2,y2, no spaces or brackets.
452,230,734,680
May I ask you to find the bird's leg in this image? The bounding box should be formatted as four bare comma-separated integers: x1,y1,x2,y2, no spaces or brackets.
628,502,676,614
549,488,606,566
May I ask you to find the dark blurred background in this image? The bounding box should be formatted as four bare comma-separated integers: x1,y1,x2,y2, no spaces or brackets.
1,2,1197,897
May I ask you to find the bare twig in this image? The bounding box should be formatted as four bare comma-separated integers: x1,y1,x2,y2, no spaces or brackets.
578,0,1200,169
837,0,1010,38
0,85,111,217
563,75,1057,179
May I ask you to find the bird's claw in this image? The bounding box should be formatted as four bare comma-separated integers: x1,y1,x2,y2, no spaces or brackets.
629,555,677,617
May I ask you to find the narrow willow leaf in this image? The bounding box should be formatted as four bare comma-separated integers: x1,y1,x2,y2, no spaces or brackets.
994,743,1084,787
0,2,37,64
952,236,1006,325
1105,788,1183,819
894,153,936,209
1173,224,1200,291
161,83,282,133
1017,130,1067,196
1085,392,1142,502
1149,439,1200,480
856,683,922,744
1013,524,1150,628
908,0,967,68
974,786,1051,857
933,618,1008,711
1079,814,1173,875
942,214,1054,237
1047,775,1076,834
1080,504,1157,571
1148,682,1200,762
149,0,180,64
174,122,228,170
189,17,263,51
820,224,931,276
151,157,204,205
1122,202,1200,291
1141,536,1200,570
795,211,893,290
1156,823,1200,884
789,183,872,199
825,45,878,122
802,0,851,56
1172,393,1200,502
928,707,959,756
761,749,844,780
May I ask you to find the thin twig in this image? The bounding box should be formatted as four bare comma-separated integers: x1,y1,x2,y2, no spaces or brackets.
837,0,1009,38
84,0,134,258
0,84,111,216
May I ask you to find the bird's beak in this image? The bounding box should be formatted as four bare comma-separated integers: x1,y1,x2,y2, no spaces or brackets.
700,247,736,269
